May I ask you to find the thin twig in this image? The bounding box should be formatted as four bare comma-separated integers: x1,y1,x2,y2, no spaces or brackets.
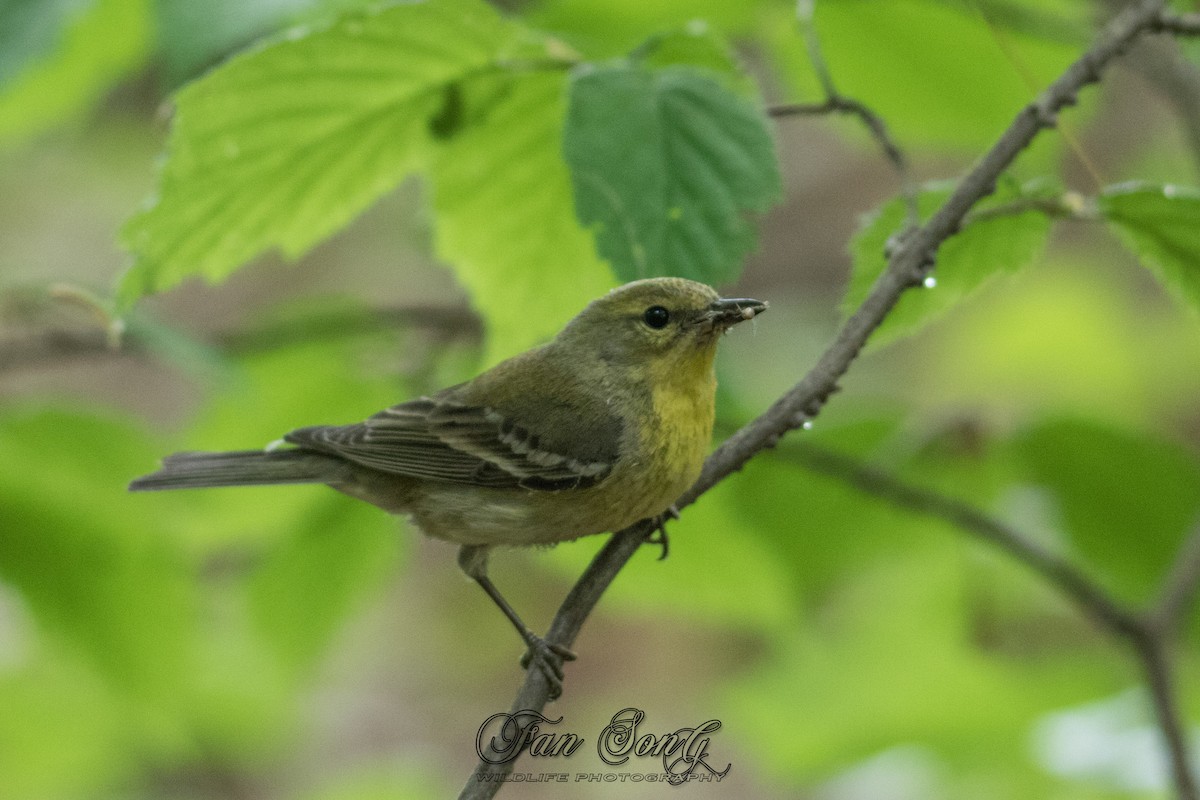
459,2,1177,797
0,304,480,374
1133,633,1199,800
769,97,912,198
771,1,919,227
783,443,1142,635
961,192,1099,225
1134,518,1200,800
1152,523,1200,636
783,441,1198,799
1155,11,1200,36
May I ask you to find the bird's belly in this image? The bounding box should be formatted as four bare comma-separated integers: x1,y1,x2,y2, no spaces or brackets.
404,471,692,548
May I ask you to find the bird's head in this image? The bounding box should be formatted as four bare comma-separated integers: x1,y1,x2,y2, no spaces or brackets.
557,277,767,373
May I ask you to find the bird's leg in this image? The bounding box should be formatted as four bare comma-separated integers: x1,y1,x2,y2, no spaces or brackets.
457,544,577,699
644,505,680,561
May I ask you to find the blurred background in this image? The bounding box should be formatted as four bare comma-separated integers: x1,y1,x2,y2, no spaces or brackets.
2,0,1200,798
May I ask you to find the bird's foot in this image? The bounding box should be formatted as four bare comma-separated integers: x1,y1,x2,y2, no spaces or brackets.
646,505,680,561
519,634,577,700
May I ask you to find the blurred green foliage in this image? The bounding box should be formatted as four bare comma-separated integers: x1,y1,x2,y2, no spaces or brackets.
844,177,1059,348
0,0,149,143
2,0,1200,798
428,70,615,365
1100,182,1200,314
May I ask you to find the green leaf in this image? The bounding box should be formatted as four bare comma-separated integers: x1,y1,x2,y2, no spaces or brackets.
844,179,1055,348
1010,417,1200,605
154,0,382,87
564,63,780,284
248,497,400,680
430,72,616,365
0,0,150,147
1099,182,1200,315
155,0,315,86
631,23,747,88
117,0,517,311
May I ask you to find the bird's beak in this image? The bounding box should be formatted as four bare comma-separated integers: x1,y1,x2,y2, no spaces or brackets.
705,296,768,330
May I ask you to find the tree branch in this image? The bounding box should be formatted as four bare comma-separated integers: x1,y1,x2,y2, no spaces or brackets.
1154,11,1200,37
459,1,1177,797
0,303,480,374
770,1,918,226
961,191,1100,225
1152,522,1200,636
782,443,1142,636
1132,518,1200,800
782,441,1199,799
1134,632,1199,800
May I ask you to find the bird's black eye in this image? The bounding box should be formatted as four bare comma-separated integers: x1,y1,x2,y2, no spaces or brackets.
642,305,670,329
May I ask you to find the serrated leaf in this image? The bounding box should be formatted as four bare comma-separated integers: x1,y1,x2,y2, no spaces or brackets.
1099,182,1200,315
117,0,517,311
155,0,382,87
1011,417,1200,605
430,72,615,365
155,0,315,86
564,64,780,284
844,179,1055,348
0,0,149,147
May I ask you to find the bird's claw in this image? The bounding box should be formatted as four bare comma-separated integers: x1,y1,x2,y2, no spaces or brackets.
520,634,577,699
646,505,680,561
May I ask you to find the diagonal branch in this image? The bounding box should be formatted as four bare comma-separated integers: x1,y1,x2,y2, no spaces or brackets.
782,442,1142,636
1151,522,1200,636
1136,630,1199,800
781,440,1198,800
1154,11,1200,36
460,1,1175,797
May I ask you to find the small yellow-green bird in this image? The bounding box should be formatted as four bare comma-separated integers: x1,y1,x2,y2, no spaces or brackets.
130,277,766,695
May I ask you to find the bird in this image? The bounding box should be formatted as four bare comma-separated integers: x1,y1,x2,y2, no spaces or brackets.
130,277,767,697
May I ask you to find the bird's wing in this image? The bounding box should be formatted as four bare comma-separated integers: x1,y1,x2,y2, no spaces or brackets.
283,396,618,490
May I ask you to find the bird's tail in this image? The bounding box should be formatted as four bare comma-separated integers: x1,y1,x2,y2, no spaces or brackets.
128,449,350,491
